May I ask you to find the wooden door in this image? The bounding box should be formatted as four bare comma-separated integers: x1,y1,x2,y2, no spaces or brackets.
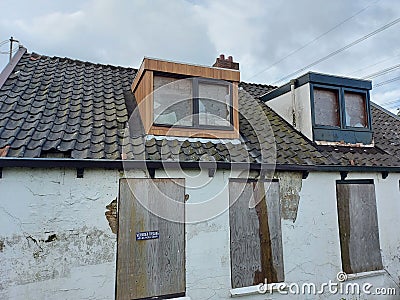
116,178,185,300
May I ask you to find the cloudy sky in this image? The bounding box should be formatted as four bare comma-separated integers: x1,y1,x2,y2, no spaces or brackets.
0,0,399,112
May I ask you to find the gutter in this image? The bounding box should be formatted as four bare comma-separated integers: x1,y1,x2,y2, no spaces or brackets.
0,46,27,90
1,157,400,173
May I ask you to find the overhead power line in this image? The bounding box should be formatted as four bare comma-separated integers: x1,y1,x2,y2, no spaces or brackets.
374,75,400,88
361,63,400,79
347,52,400,76
248,0,380,81
273,17,400,85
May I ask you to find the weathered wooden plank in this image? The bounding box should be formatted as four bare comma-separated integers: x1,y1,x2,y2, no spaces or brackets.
229,181,262,288
229,180,283,288
264,181,284,282
144,58,240,82
336,182,382,274
116,178,185,300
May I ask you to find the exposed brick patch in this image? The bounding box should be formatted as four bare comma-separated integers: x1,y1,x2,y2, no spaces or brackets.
105,199,118,234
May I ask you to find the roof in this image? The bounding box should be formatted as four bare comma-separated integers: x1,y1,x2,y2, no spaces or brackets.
0,48,399,170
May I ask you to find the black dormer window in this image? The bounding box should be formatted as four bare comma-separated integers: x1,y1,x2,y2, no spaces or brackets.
311,83,372,144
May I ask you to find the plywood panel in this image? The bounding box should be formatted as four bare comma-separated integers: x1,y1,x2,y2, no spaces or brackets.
116,178,185,300
336,182,382,274
263,181,284,282
229,181,262,288
229,180,283,288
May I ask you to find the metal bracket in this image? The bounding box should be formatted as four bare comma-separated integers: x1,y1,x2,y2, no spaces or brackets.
0,167,2,179
148,168,155,179
340,171,348,181
208,168,216,177
381,171,389,179
76,168,84,178
302,171,309,179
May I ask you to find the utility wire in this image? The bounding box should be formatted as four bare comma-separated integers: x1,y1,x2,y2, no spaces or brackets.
380,98,400,106
273,17,400,85
361,63,400,79
247,0,380,80
0,40,9,47
374,75,400,88
0,47,19,55
347,52,400,76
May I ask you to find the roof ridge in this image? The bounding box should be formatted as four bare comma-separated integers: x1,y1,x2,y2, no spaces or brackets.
24,50,137,72
371,101,400,122
0,46,27,90
240,81,276,88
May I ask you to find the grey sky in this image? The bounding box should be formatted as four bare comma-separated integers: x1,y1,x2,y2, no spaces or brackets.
0,0,399,112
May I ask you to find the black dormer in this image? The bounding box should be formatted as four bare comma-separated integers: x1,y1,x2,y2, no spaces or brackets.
261,72,373,145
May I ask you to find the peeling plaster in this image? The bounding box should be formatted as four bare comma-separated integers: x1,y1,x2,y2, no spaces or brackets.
0,227,115,289
105,199,118,234
275,171,303,222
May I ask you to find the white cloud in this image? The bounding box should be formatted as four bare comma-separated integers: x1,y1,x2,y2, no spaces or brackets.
0,0,399,111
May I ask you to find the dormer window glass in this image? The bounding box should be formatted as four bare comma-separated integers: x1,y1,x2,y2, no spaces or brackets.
312,86,369,131
153,76,193,126
313,88,340,127
153,75,232,129
198,80,231,127
344,91,368,128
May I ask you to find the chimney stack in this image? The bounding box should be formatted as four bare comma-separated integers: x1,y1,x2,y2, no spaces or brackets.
213,54,239,70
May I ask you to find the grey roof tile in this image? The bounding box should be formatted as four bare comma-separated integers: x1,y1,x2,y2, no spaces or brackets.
0,50,399,168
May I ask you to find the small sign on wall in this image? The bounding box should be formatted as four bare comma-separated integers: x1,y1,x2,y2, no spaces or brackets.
136,230,160,241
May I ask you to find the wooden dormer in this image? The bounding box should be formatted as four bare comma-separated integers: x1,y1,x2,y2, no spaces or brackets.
131,57,240,139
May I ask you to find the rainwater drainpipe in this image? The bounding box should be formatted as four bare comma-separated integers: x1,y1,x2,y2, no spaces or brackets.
290,79,296,128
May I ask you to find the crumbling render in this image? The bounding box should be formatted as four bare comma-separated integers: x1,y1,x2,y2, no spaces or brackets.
105,199,118,234
274,172,303,222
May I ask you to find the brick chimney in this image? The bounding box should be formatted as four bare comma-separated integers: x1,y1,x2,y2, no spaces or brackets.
212,54,239,70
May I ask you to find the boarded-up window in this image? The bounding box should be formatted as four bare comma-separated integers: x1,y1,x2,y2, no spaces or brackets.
229,180,284,288
313,88,340,127
116,179,185,300
344,92,368,128
336,180,383,274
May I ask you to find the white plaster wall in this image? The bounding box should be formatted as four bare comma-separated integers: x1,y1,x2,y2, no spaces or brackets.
266,84,313,141
0,168,123,299
1,168,399,300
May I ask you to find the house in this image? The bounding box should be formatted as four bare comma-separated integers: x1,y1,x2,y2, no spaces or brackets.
0,47,399,299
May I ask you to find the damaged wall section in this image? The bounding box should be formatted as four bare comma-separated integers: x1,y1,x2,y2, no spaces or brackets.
0,168,121,300
274,171,303,222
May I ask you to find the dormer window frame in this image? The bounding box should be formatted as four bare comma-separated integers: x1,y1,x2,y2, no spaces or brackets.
131,57,240,139
310,83,372,132
153,75,234,131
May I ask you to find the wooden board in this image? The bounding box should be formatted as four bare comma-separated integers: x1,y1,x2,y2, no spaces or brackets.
149,126,239,139
229,180,283,288
116,178,185,300
336,182,382,274
133,70,153,133
132,58,240,91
